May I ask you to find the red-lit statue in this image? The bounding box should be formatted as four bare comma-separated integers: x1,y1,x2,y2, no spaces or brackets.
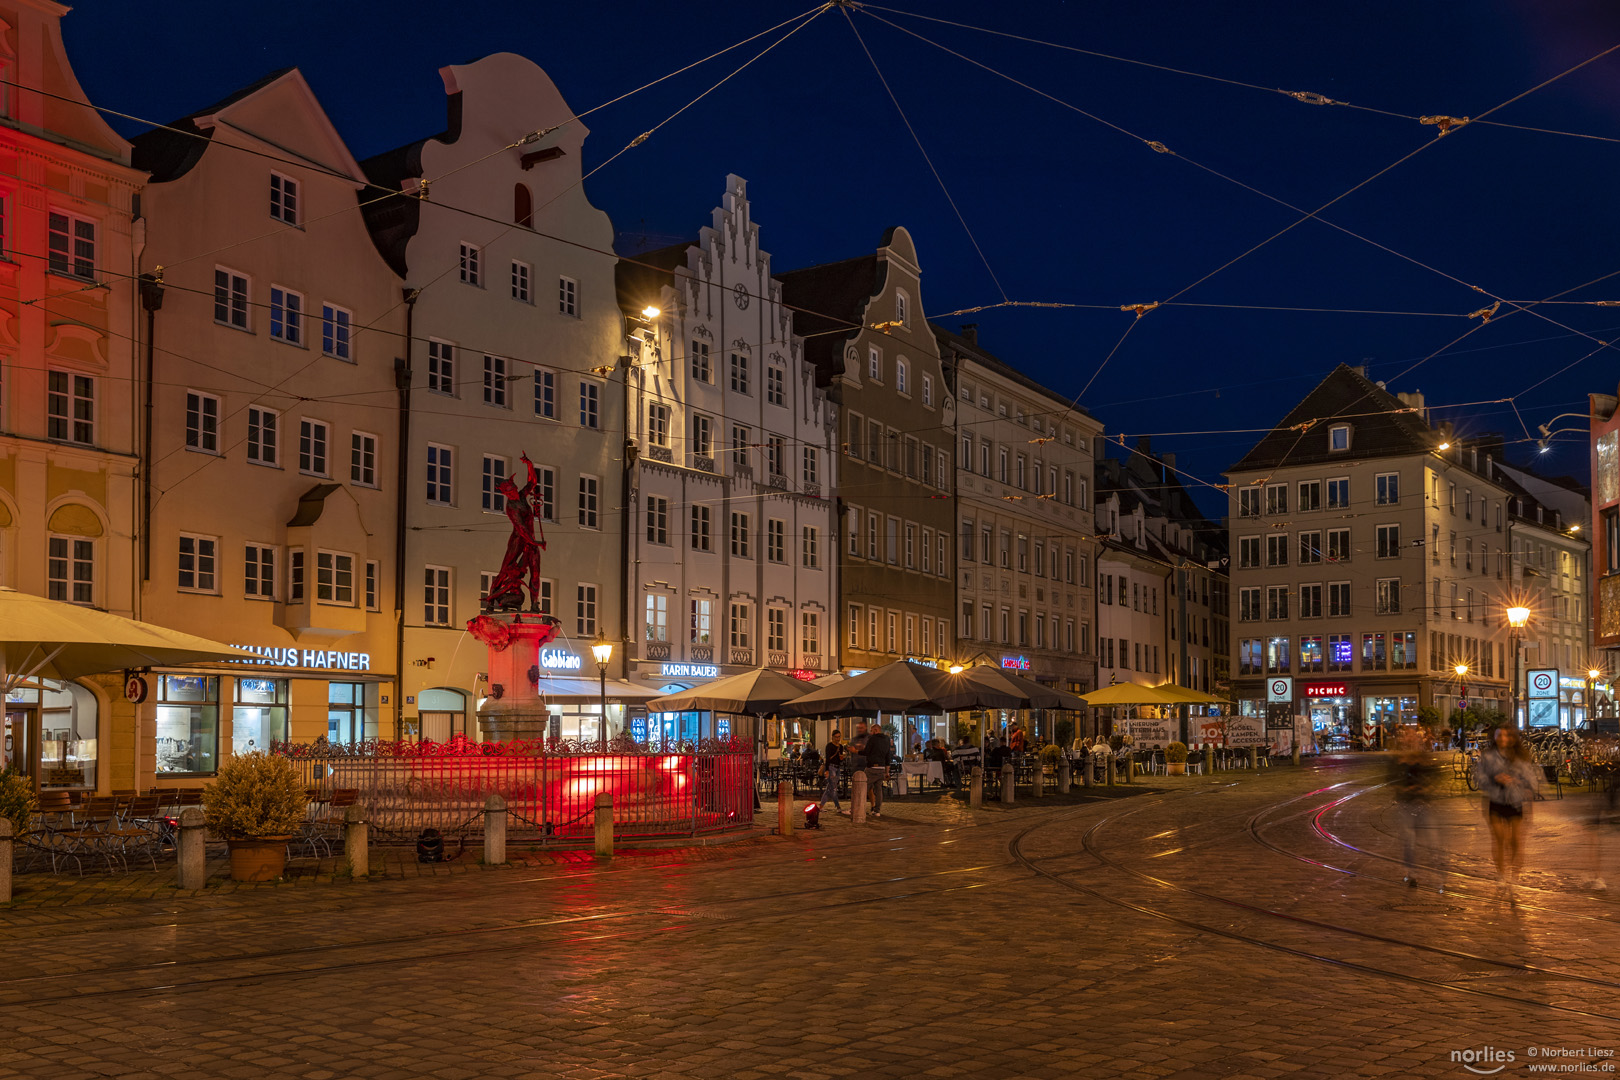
481,453,547,614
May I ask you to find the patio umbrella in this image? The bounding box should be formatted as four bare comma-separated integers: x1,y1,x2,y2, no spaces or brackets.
961,665,1087,710
1150,683,1229,705
776,659,1021,718
810,671,846,687
647,667,818,714
1079,681,1185,707
0,587,256,692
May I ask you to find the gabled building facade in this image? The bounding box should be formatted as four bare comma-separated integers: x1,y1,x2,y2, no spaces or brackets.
0,0,144,792
1093,490,1173,699
131,68,404,786
362,54,628,743
616,176,837,738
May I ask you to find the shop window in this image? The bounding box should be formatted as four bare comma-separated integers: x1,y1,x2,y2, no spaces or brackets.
328,682,371,743
155,675,219,775
417,687,466,743
5,678,98,790
232,678,288,755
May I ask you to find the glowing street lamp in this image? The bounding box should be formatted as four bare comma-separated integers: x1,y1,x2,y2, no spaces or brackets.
591,631,614,741
1506,605,1531,728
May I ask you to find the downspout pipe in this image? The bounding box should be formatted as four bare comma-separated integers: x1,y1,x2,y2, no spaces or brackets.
393,288,419,740
619,352,635,683
137,273,165,588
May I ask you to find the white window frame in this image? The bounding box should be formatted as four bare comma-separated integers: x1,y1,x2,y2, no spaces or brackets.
177,533,219,594
46,534,94,605
269,285,304,346
510,260,531,303
481,454,508,513
248,406,279,466
426,443,454,505
269,171,299,225
427,339,455,396
184,390,220,455
424,566,451,625
483,354,509,409
214,268,250,330
244,543,276,601
533,368,556,419
299,418,330,477
47,210,96,279
459,242,482,286
578,474,600,529
350,431,378,487
316,550,355,606
558,275,578,317
46,370,95,446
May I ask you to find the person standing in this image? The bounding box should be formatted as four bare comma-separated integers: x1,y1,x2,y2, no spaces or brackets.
1388,728,1444,892
821,729,845,813
1473,725,1541,901
864,722,893,818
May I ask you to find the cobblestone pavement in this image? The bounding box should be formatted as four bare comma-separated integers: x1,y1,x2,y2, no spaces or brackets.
2,755,1618,1079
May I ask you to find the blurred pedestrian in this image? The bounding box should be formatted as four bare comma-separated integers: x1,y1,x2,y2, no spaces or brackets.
820,729,844,813
1389,727,1445,892
1473,725,1540,900
864,722,893,818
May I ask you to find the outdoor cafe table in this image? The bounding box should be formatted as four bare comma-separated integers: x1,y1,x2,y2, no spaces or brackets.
895,760,945,793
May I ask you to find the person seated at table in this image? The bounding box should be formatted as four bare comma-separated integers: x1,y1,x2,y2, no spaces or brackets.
800,742,821,770
951,736,982,774
987,737,1012,772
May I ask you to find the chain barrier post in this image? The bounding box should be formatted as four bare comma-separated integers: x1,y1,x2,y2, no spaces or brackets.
776,780,793,836
177,806,206,890
343,803,368,879
595,792,614,857
851,769,868,823
0,820,12,903
1057,756,1071,795
969,766,984,809
483,793,507,865
1001,761,1015,804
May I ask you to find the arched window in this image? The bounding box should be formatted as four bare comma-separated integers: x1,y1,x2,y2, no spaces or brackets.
418,686,469,743
513,184,533,228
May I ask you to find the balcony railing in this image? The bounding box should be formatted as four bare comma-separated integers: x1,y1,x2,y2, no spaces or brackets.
691,644,714,662
647,445,672,463
729,648,754,666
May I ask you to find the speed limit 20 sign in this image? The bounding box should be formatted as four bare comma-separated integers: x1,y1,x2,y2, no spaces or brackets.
1267,677,1293,703
1527,669,1558,699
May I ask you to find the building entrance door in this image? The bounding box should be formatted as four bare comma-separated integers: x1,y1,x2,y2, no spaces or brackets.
4,707,34,781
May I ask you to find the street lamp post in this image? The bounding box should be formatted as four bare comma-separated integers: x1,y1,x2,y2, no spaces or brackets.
1588,667,1602,729
1453,663,1469,748
591,630,614,744
1506,606,1531,729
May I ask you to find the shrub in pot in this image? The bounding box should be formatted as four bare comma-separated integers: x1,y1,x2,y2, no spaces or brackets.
0,769,37,855
1165,741,1189,776
203,752,308,882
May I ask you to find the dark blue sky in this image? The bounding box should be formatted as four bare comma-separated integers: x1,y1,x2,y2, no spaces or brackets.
68,0,1620,514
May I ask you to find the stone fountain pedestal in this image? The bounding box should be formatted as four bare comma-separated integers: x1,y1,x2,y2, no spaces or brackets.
467,612,560,742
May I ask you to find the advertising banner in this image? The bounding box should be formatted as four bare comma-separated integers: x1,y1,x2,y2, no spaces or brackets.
1125,718,1173,746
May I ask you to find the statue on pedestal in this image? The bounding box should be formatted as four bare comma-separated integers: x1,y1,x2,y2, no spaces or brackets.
480,453,547,615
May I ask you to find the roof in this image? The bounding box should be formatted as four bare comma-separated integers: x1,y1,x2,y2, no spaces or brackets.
131,68,297,182
932,323,1091,419
614,240,695,312
357,91,466,278
1227,363,1436,473
777,253,884,385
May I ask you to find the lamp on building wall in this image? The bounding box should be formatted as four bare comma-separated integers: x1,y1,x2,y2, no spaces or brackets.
1507,605,1531,728
640,305,661,320
592,631,614,741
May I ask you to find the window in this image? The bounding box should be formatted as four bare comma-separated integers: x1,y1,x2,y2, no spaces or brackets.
510,260,531,303
578,475,599,529
802,526,820,568
1376,578,1401,614
1266,534,1289,567
427,340,455,395
533,368,556,418
802,447,819,488
730,512,751,558
350,432,377,486
214,269,249,328
459,242,481,286
1375,472,1399,505
1265,484,1287,515
802,612,821,655
576,584,598,635
1328,424,1350,452
767,435,786,479
321,304,352,360
1327,633,1352,671
765,608,786,652
691,505,712,551
1328,581,1351,617
1326,478,1349,509
46,371,94,445
1449,531,1458,566
646,496,669,544
729,352,749,394
1326,529,1351,562
761,364,785,406
558,276,577,316
1266,585,1289,621
178,534,218,592
46,536,93,604
689,341,713,383
154,675,220,775
244,544,275,600
645,594,668,642
1298,530,1322,565
1238,488,1261,518
184,391,220,454
1375,524,1400,558
646,402,670,447
1238,536,1261,568
269,172,298,224
316,551,354,605
536,466,556,522
730,603,752,649
868,347,881,381
426,444,453,504
692,415,713,458
765,518,785,563
299,419,330,476
1239,587,1262,621
1300,635,1324,673
897,361,908,395
1266,636,1291,673
365,561,379,611
1299,584,1323,619
269,286,303,345
691,599,713,644
290,551,304,602
579,381,599,428
47,211,95,278
481,455,507,512
422,567,450,624
895,292,909,326
483,355,508,408
1298,480,1321,512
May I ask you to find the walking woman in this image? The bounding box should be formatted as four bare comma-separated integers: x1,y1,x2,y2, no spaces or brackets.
1473,725,1541,900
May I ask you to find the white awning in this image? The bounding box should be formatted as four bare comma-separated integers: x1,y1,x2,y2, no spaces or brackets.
533,676,662,704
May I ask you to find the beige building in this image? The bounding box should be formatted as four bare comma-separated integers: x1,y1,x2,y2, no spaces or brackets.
362,54,629,742
938,324,1100,733
131,69,405,785
0,0,144,792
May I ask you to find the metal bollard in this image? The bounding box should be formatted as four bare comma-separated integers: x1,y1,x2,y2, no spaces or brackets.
1106,754,1115,787
343,803,368,879
851,770,868,824
1031,761,1044,798
969,766,983,809
177,806,206,890
594,792,614,857
483,793,507,865
1249,746,1259,770
1124,756,1133,785
1292,743,1302,767
1000,761,1015,805
1082,755,1093,788
777,780,793,837
1057,758,1071,795
1205,746,1216,775
0,819,11,904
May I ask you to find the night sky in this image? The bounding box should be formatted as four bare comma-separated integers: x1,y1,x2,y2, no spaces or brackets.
67,0,1620,515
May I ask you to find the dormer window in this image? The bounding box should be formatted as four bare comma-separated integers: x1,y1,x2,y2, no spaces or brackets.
1328,424,1351,452
895,290,909,327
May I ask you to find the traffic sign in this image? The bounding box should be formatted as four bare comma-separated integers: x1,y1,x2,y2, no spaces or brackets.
1527,698,1558,727
1267,677,1293,703
1528,669,1559,699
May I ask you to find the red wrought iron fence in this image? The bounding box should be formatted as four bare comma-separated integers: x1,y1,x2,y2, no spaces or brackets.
273,737,755,842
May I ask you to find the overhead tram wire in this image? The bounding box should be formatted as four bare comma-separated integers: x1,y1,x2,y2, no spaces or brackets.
841,7,1007,303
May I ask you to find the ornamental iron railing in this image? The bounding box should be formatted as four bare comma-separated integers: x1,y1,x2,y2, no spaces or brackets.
273,737,754,842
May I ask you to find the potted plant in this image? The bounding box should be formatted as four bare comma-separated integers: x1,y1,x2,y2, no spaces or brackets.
1165,741,1189,776
1038,743,1062,775
203,752,308,882
0,769,37,861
